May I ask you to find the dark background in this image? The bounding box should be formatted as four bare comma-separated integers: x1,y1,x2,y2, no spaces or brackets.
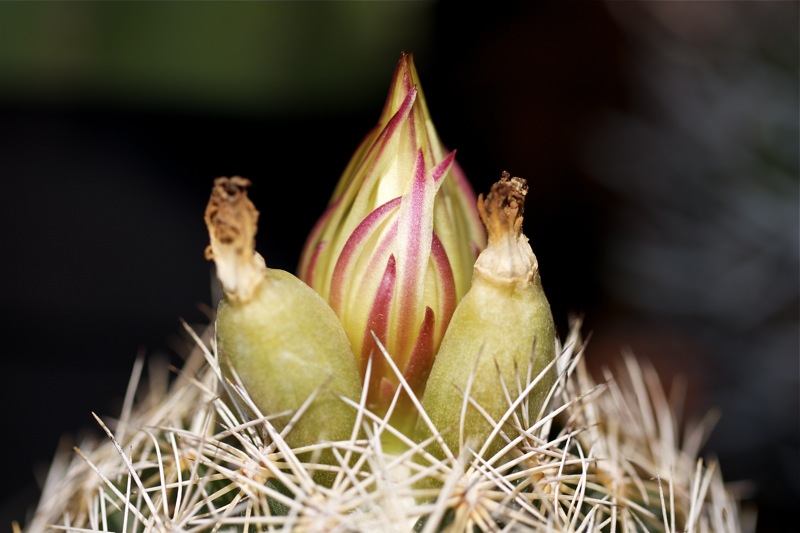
1,1,797,531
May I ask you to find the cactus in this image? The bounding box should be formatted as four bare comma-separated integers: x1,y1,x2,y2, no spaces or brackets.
19,177,746,531
17,53,748,533
19,315,746,532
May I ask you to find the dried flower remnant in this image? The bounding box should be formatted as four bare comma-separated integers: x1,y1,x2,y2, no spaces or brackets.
205,177,361,476
417,173,557,461
298,53,486,429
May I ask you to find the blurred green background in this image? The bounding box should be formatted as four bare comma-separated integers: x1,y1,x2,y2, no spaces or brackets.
0,1,434,114
1,2,797,532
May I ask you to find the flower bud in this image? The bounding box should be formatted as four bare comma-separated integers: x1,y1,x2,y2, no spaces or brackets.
298,53,486,429
204,177,362,479
416,173,557,460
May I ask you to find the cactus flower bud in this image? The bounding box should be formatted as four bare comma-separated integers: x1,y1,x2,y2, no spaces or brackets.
204,177,362,474
298,53,486,428
417,173,557,460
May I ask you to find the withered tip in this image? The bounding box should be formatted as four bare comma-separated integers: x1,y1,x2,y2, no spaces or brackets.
204,176,266,303
477,172,528,242
204,176,258,251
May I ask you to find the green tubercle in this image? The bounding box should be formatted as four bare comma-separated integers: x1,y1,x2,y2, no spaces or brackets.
205,177,362,483
416,173,557,462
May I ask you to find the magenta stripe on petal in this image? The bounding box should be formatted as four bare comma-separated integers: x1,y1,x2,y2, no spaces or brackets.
361,254,396,407
397,150,430,280
393,149,434,361
378,88,417,149
430,231,457,341
333,124,382,202
341,216,399,324
431,150,456,187
329,197,401,312
339,88,417,205
379,54,415,120
360,218,399,290
360,88,417,185
402,306,435,396
379,377,397,412
302,241,326,289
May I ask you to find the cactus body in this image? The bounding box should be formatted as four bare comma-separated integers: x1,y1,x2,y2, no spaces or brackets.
203,177,362,485
215,267,361,449
418,266,556,459
417,174,556,460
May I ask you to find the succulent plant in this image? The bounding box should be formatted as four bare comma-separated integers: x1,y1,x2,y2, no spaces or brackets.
20,315,745,532
18,53,747,533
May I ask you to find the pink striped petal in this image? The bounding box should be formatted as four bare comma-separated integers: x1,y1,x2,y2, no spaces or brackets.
431,150,456,187
329,197,401,312
430,232,457,342
392,149,434,365
360,255,396,408
402,306,436,396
